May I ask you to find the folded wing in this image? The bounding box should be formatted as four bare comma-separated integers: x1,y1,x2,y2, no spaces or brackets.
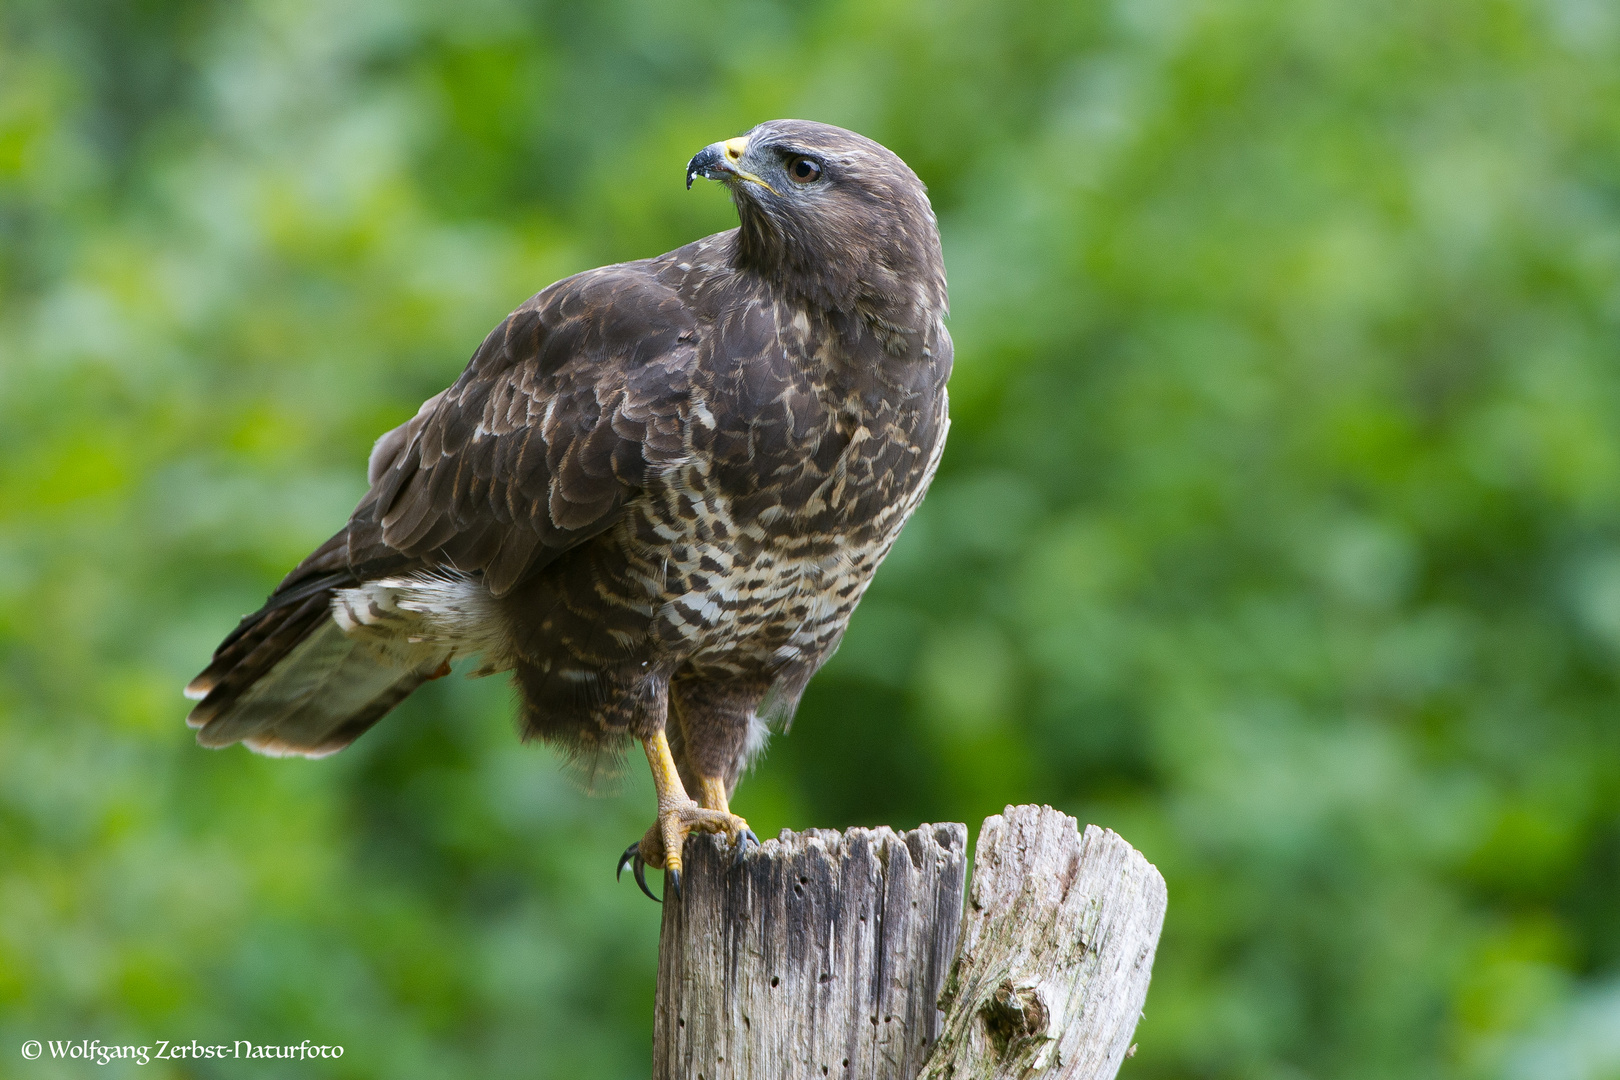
185,264,702,755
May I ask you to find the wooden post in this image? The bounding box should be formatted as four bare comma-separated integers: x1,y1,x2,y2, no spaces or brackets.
654,823,969,1080
653,806,1166,1080
920,806,1168,1079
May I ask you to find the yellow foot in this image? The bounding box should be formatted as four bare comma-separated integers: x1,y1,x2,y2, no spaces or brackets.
615,800,758,902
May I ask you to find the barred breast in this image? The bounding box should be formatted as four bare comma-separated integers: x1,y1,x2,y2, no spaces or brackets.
627,390,949,683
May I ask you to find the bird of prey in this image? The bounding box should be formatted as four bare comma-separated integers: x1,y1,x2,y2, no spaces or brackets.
185,120,951,899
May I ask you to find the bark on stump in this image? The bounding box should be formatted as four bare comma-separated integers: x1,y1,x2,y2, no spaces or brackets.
653,806,1166,1080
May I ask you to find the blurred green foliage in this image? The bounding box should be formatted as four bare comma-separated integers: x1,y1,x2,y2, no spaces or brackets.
4,0,1620,1076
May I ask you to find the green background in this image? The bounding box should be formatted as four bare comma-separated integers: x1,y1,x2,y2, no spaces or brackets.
5,0,1620,1076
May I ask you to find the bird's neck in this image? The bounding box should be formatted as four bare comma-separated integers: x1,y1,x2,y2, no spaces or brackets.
728,214,946,359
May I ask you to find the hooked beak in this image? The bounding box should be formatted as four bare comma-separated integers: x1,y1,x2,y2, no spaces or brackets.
686,136,780,194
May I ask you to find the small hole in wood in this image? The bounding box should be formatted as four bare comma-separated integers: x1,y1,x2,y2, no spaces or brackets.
822,1068,829,1076
799,876,809,884
771,976,780,988
980,980,1049,1055
842,1060,849,1069
678,1019,685,1028
819,972,832,983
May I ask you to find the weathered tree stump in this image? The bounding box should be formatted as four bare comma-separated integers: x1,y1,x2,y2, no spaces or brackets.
653,806,1166,1080
654,823,969,1080
920,807,1167,1079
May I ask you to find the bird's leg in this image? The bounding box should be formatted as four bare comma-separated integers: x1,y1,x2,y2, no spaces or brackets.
695,775,730,814
696,776,760,865
616,729,751,901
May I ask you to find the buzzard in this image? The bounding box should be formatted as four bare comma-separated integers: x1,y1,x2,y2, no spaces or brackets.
185,120,951,899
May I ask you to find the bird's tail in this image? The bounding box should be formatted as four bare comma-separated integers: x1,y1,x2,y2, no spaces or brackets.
184,532,448,758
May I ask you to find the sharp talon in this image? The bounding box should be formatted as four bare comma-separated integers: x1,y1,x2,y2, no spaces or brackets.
634,854,661,903
733,828,759,868
667,867,682,900
616,842,639,882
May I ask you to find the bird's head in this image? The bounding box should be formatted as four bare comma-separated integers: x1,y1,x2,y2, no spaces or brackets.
687,120,947,333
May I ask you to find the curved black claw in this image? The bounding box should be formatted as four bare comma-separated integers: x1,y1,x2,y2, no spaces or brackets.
667,867,682,901
618,842,662,903
733,828,760,868
635,857,661,904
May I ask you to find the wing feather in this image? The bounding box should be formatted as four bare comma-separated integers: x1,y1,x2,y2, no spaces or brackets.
348,264,699,595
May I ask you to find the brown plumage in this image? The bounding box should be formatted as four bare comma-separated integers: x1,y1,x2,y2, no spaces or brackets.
185,120,951,892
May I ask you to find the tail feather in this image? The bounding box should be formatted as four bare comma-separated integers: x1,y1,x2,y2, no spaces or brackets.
194,619,446,758
185,531,448,759
185,593,330,711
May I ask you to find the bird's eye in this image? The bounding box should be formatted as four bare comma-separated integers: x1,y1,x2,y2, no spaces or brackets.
787,157,822,184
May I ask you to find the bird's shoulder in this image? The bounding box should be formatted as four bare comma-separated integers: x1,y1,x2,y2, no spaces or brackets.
347,254,718,595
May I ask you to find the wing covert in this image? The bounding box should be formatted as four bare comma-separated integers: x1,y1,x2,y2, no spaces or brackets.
348,265,699,596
